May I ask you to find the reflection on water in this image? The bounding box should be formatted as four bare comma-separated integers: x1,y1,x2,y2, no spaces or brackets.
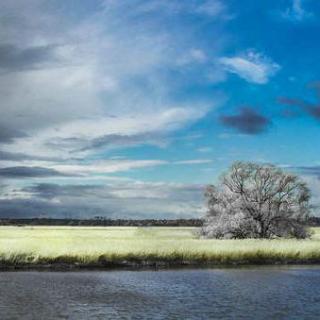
0,267,319,319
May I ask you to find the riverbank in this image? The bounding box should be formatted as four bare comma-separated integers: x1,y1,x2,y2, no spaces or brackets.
2,257,320,271
0,226,320,270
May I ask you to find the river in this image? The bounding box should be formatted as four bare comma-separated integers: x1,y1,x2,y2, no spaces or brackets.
0,267,319,319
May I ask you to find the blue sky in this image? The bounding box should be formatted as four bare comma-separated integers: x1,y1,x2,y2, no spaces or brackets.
0,0,320,218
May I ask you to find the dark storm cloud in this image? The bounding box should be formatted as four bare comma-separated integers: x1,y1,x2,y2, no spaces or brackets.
278,84,320,120
0,44,58,72
24,183,104,199
0,198,106,219
79,133,165,151
0,150,65,162
24,182,203,201
0,182,204,219
277,97,307,108
289,166,320,177
278,97,320,120
44,133,167,153
0,166,73,178
0,125,27,143
220,107,271,134
0,150,26,161
308,107,320,119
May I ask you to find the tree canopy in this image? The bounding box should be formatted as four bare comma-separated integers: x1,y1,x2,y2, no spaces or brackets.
202,162,311,239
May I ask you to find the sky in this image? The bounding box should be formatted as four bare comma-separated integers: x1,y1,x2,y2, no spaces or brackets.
1,0,320,219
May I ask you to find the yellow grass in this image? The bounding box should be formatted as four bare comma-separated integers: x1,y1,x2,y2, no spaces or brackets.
0,226,320,266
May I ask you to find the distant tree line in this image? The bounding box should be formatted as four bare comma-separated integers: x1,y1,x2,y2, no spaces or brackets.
0,216,319,227
0,218,204,227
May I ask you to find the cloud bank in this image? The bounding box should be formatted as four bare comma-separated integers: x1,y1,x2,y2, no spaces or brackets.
0,181,205,219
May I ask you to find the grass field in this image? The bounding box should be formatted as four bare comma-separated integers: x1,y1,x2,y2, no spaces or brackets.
0,226,320,268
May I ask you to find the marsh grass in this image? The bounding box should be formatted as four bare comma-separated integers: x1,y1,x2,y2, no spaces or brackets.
0,226,319,267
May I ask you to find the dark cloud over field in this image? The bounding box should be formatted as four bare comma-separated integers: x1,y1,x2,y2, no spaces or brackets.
0,150,63,162
0,182,205,219
0,166,74,178
0,126,27,144
77,133,167,152
0,44,58,72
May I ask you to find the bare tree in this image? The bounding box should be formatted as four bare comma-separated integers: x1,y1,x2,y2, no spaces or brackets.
201,162,311,239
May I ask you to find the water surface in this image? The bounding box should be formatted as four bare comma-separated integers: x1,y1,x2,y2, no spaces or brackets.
0,267,319,319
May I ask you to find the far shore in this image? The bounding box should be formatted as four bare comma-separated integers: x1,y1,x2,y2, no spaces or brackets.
2,258,320,271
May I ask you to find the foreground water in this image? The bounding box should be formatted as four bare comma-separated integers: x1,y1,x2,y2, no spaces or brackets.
0,268,319,319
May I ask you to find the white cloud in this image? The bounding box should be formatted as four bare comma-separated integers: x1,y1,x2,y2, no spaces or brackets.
0,0,230,218
197,147,213,153
177,49,208,66
3,105,212,159
0,0,225,159
195,0,226,17
103,0,227,18
49,160,168,175
282,0,313,22
173,159,213,165
0,157,215,179
219,50,280,84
